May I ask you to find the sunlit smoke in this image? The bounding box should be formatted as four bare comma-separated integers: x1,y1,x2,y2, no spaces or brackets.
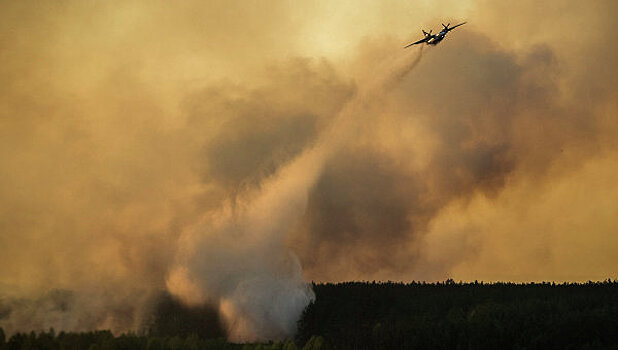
1,0,617,341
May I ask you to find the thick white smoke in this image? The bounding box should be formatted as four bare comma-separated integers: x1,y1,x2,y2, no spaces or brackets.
165,47,425,342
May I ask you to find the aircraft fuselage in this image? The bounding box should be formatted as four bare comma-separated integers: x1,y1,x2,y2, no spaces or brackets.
404,22,466,48
427,31,448,45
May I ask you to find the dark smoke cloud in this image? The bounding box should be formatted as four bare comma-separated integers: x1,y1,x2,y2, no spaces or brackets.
287,31,605,281
187,59,353,191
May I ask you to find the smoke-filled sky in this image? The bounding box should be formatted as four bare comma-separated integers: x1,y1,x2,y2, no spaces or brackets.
1,0,617,341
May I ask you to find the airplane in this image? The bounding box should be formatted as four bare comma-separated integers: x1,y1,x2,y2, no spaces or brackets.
404,22,466,48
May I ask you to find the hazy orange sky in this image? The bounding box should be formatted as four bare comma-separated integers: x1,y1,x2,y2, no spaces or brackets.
0,0,617,338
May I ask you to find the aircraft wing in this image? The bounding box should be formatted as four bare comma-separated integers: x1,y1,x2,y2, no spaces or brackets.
447,22,467,31
404,37,428,48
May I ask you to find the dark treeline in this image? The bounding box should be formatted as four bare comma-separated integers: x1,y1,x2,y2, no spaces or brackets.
0,328,305,350
148,293,225,339
297,280,618,349
2,281,618,349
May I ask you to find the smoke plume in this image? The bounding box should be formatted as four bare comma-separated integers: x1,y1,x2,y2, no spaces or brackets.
166,47,425,341
1,0,617,341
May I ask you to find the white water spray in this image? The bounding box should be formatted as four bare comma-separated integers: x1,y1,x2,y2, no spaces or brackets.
166,47,425,342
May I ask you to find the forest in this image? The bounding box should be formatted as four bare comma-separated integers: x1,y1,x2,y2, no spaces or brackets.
296,280,618,349
1,281,617,349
